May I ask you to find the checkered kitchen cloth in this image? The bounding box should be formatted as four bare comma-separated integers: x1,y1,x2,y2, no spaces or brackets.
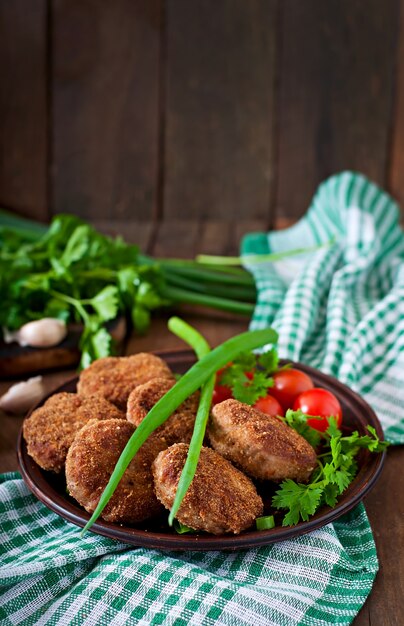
1,172,403,625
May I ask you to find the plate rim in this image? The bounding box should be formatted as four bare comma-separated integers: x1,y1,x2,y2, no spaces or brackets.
17,350,386,551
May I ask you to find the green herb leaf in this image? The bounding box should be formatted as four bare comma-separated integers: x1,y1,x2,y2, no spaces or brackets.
272,422,388,526
132,305,151,334
272,480,323,526
90,286,119,322
257,348,279,372
60,225,90,266
219,349,278,405
282,409,322,448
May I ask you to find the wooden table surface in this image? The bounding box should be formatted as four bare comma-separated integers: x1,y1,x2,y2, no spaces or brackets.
0,219,402,626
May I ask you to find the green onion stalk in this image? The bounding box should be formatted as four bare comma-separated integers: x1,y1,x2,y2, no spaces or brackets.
166,317,215,526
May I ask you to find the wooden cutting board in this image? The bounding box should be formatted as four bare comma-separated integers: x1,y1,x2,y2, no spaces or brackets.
0,317,127,378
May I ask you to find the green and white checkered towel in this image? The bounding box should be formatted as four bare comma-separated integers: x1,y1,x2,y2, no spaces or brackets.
1,172,403,625
243,171,404,444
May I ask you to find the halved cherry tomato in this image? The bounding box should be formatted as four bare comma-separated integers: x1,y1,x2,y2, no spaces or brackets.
254,394,284,417
270,368,314,411
293,388,343,431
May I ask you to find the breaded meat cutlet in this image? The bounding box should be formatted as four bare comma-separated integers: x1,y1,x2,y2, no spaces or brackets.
153,443,263,535
209,399,317,483
23,392,125,473
77,353,175,410
127,378,199,447
65,419,163,523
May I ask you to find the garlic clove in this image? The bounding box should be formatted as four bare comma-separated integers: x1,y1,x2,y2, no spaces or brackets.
17,318,68,348
2,327,20,344
0,376,45,414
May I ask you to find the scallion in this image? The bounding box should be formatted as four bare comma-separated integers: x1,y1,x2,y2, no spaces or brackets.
166,317,215,526
173,520,195,534
196,241,334,266
256,515,276,530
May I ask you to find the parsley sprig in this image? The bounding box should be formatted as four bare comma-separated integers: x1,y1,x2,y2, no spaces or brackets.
218,348,282,404
272,416,388,526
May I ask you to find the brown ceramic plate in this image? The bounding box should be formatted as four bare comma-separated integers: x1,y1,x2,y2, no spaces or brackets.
17,349,386,551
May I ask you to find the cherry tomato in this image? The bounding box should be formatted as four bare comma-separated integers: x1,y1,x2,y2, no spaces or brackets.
270,368,314,411
212,384,233,405
254,394,284,417
293,388,343,431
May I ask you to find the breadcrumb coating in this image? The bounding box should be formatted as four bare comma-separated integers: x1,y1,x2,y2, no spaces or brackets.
127,377,199,448
23,392,124,473
77,353,174,410
153,443,263,535
209,399,317,482
65,419,163,523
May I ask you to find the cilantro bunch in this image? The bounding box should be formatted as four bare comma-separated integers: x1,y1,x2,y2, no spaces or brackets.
272,414,388,526
0,212,257,368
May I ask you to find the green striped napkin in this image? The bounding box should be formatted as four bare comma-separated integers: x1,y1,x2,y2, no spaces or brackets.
1,172,402,625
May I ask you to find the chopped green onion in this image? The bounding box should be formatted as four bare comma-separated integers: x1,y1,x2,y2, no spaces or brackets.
173,519,195,534
256,515,276,530
82,323,278,533
166,317,214,525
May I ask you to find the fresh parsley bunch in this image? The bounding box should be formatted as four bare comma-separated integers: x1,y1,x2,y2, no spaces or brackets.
272,415,388,526
0,215,168,368
0,213,258,368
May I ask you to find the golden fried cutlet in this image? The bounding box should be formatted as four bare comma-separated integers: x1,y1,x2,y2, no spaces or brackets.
208,399,317,482
65,419,163,523
127,377,199,447
23,392,124,473
77,353,175,410
153,443,263,535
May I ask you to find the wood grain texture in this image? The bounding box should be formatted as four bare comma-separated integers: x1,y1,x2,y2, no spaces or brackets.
51,0,161,221
389,0,404,210
353,446,404,626
91,220,154,250
163,0,278,221
0,0,48,220
276,0,399,219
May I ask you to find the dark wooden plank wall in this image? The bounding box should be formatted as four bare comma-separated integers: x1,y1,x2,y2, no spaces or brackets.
164,0,277,221
0,0,403,227
277,0,399,218
0,0,48,220
52,0,161,221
